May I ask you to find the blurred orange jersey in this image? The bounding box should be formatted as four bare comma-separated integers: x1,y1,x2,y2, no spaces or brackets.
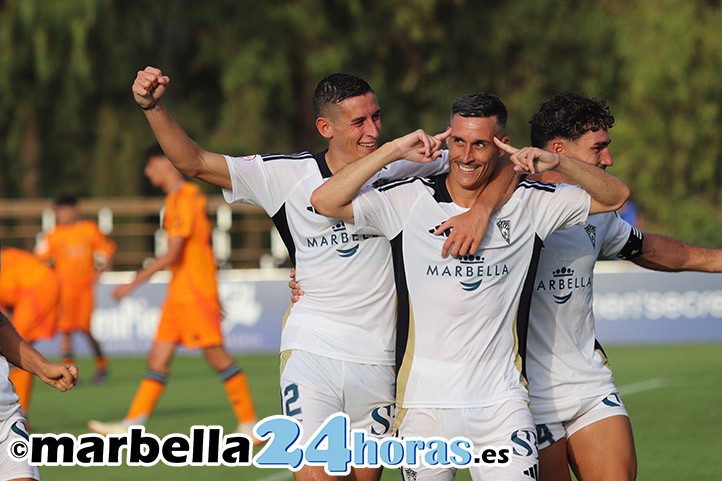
36,220,116,288
164,182,219,304
0,247,59,341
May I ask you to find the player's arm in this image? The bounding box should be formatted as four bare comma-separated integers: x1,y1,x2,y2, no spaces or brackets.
631,233,722,272
311,129,448,221
436,156,519,257
133,66,232,190
0,312,77,392
494,138,629,214
112,236,186,301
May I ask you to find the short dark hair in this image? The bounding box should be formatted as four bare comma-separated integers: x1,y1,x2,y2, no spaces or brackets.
54,194,78,207
451,93,508,133
144,142,166,161
313,73,373,118
529,92,615,148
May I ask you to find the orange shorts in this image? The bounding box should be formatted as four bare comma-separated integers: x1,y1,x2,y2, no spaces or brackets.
154,298,223,349
11,282,59,342
57,287,94,333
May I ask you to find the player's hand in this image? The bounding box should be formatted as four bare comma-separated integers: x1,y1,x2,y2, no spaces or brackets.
112,284,134,302
38,363,78,392
133,66,170,110
392,128,451,163
434,208,489,258
288,268,304,303
494,137,561,174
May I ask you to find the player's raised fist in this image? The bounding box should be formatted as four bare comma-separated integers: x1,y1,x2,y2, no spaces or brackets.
132,66,170,110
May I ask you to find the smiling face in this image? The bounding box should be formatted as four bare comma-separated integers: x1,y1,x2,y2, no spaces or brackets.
446,114,507,198
317,92,382,170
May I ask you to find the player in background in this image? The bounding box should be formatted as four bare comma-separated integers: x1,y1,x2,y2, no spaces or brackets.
525,92,722,481
125,67,514,481
311,92,630,480
0,247,78,481
35,194,116,384
87,145,260,441
0,309,77,481
0,246,61,416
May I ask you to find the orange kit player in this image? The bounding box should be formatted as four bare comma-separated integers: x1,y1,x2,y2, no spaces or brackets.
88,144,259,440
36,194,116,384
0,246,60,415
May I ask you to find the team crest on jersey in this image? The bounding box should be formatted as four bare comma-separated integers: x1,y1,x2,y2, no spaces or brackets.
584,224,597,248
497,219,511,244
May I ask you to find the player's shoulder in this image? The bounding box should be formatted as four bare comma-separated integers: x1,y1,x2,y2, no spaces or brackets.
371,175,436,193
223,150,314,166
516,177,559,194
177,181,207,200
258,151,315,163
76,220,100,231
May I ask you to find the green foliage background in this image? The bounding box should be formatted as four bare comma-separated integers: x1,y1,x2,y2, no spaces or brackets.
1,0,721,244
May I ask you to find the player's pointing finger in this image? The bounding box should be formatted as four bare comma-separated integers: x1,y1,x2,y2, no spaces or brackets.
494,137,518,154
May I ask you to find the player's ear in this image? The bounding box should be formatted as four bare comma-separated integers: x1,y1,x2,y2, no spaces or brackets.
316,116,333,140
496,135,510,157
550,139,565,154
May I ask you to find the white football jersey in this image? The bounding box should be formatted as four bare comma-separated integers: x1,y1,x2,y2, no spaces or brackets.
352,176,591,407
223,150,448,365
527,212,636,421
0,355,20,419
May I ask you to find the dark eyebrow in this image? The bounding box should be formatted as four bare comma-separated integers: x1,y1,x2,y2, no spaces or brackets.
594,137,612,147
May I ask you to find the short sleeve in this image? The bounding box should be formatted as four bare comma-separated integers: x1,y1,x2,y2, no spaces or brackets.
352,179,427,239
597,212,637,260
164,191,195,239
523,182,591,240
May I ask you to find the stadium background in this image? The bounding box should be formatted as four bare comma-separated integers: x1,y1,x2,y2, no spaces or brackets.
1,0,721,479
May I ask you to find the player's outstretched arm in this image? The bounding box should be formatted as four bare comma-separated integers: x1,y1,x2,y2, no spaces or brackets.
311,129,448,221
0,313,78,392
133,66,232,190
494,138,629,214
633,233,722,272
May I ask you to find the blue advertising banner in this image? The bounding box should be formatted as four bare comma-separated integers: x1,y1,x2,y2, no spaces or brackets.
34,264,722,357
593,269,722,344
34,271,291,357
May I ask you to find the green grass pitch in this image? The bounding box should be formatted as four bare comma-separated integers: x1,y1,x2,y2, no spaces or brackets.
27,344,722,481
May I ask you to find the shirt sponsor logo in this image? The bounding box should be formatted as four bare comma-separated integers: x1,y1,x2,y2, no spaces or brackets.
426,254,509,292
305,220,380,258
536,266,592,304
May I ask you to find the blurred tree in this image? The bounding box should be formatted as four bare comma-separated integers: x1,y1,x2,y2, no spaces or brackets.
609,0,722,244
0,0,720,246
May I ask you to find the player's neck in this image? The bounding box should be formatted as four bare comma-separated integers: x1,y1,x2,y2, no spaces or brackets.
324,147,359,175
163,178,185,194
445,177,487,208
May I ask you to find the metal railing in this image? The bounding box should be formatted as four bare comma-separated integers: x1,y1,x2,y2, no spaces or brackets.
0,196,290,271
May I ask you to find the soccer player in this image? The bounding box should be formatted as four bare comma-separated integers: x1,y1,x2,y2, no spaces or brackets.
35,194,116,384
87,145,259,440
0,246,61,415
0,310,78,481
525,92,722,481
310,92,630,481
126,67,512,481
